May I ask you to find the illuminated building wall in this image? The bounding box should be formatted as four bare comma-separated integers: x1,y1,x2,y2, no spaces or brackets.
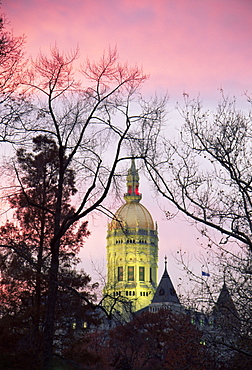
104,159,158,312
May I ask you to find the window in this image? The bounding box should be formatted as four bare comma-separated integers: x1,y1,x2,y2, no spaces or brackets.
139,266,145,281
150,267,152,283
118,266,123,281
159,288,164,296
128,266,134,281
170,288,176,296
150,267,156,283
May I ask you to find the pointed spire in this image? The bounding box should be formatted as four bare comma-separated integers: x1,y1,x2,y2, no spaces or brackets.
163,255,169,278
124,158,142,203
212,282,240,333
152,257,180,304
214,283,237,317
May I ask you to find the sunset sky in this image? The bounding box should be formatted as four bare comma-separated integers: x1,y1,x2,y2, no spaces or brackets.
2,0,252,286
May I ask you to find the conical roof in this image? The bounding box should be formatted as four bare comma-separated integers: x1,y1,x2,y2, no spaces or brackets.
212,282,240,333
152,257,180,304
213,283,238,318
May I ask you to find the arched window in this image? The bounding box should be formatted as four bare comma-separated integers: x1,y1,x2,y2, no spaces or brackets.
118,266,123,281
139,267,145,281
128,266,134,281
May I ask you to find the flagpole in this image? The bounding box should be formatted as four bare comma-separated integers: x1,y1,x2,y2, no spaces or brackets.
201,269,210,311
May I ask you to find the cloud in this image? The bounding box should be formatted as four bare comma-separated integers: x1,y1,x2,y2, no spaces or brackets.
3,0,252,101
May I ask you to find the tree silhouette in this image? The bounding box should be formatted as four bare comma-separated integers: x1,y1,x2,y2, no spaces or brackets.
0,135,93,368
66,308,211,369
0,13,27,143
0,45,165,368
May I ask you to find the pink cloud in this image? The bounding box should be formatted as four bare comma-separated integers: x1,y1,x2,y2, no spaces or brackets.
3,0,252,99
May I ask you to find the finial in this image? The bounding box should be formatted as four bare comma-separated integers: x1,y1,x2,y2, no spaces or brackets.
131,157,136,171
223,266,227,286
124,157,142,203
165,255,167,269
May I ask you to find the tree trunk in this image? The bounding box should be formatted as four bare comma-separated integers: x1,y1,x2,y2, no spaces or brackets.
42,244,60,369
42,157,64,369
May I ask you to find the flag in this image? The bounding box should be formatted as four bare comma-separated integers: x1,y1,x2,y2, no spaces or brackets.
202,271,210,277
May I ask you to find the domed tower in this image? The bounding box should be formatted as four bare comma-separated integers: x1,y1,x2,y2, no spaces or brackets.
104,159,158,312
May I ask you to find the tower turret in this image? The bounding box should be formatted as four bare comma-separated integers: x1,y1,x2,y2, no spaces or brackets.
104,159,158,312
149,256,181,313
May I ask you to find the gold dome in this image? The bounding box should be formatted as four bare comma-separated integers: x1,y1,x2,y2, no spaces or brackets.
111,201,155,230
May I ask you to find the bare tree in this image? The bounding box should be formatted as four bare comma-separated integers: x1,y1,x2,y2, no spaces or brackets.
143,93,252,251
1,46,165,368
142,92,252,362
0,14,27,143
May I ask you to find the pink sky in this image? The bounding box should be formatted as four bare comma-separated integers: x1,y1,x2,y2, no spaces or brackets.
2,0,252,284
3,0,252,99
